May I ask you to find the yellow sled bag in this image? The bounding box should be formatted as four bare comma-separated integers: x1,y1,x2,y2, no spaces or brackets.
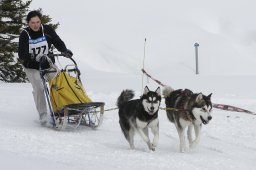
49,71,92,113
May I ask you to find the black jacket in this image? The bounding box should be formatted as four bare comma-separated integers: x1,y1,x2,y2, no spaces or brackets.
18,25,67,70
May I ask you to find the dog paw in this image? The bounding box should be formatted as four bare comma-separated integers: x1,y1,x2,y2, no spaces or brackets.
179,146,188,153
129,145,135,150
189,141,198,149
148,143,156,151
179,148,185,153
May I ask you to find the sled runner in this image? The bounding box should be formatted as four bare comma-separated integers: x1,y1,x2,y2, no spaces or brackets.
39,53,104,130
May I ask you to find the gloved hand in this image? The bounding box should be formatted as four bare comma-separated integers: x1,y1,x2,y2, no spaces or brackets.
29,53,35,59
35,54,47,62
40,58,50,70
63,49,73,58
39,55,50,69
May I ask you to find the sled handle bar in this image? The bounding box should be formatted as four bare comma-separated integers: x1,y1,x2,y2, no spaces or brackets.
48,53,77,66
41,68,80,76
43,53,81,77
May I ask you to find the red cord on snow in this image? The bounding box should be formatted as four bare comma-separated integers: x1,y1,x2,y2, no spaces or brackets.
141,68,256,115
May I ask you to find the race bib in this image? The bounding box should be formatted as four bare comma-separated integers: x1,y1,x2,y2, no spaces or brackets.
29,35,49,58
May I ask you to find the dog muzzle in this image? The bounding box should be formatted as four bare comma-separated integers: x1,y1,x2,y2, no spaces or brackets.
200,115,212,125
147,107,158,115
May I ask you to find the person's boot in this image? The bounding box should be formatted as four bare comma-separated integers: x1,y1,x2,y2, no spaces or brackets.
39,112,47,125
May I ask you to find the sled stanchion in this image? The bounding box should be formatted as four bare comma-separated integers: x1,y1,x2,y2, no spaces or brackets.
61,107,69,130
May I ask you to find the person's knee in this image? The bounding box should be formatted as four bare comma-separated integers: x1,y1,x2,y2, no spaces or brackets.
33,81,45,92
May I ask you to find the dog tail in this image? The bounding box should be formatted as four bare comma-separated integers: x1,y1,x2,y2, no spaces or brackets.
162,86,174,98
116,89,135,108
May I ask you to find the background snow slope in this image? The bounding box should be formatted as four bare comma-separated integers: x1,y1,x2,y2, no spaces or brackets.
1,0,256,169
28,0,256,75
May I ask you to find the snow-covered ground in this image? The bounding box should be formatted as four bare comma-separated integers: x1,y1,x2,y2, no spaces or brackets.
1,0,256,169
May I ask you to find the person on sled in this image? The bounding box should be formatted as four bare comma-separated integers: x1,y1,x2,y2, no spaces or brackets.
18,10,73,125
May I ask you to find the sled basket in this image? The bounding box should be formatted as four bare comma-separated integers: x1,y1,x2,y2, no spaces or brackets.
49,71,92,113
41,54,105,130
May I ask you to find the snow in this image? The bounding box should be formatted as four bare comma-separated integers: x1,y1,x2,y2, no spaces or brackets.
1,0,256,169
1,76,256,170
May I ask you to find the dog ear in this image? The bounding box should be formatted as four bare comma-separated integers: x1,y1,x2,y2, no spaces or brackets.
144,86,150,95
196,93,203,102
207,93,212,99
155,87,161,96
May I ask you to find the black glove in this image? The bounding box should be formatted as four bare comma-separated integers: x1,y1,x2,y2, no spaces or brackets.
41,59,50,70
39,55,50,69
36,55,47,62
63,49,73,58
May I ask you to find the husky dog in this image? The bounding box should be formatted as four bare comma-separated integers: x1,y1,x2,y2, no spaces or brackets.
117,86,161,151
163,86,212,152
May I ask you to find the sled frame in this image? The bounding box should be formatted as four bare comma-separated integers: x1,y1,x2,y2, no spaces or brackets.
55,102,104,130
39,54,105,130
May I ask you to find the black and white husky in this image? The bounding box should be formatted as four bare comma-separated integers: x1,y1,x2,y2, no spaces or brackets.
117,86,161,151
163,86,212,152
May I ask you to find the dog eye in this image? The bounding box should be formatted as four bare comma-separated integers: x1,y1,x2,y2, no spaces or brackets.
202,108,207,112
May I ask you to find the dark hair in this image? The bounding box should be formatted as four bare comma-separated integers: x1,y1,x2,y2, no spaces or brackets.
26,10,42,22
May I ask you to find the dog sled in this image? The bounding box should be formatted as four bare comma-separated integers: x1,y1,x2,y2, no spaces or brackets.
39,53,104,130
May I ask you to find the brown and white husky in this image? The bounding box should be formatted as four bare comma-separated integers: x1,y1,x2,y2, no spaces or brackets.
163,86,212,152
